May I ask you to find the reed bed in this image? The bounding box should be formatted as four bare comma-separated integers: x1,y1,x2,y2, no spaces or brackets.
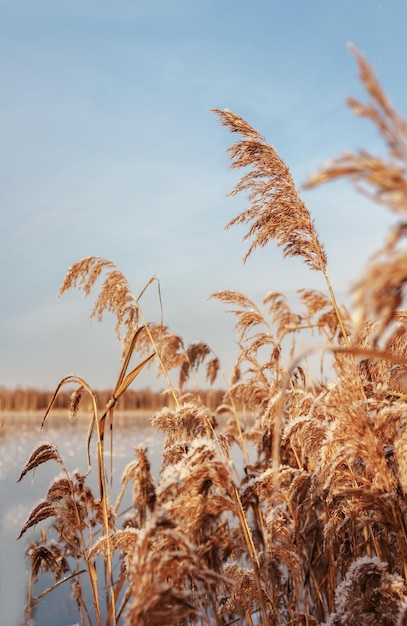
17,45,407,625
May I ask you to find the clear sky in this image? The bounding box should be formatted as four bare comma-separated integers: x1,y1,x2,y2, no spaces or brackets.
1,0,406,392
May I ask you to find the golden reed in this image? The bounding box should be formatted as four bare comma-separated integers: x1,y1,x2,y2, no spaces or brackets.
17,45,407,625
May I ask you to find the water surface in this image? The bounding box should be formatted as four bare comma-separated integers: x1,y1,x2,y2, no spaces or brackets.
0,412,162,626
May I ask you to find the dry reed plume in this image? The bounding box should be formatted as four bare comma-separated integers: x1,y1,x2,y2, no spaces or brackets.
17,44,407,625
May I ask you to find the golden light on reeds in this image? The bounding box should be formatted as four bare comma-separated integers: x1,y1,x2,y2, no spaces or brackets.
16,45,407,625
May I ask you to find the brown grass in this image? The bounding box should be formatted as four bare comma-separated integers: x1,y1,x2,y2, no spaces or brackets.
16,44,407,625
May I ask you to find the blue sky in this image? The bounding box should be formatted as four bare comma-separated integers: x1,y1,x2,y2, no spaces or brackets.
1,0,406,392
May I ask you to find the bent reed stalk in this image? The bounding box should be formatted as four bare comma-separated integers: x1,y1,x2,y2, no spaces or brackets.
17,45,407,625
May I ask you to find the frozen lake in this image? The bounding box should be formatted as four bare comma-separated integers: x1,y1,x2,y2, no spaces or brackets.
0,412,163,626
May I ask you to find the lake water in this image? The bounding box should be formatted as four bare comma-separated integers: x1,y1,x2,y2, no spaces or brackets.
0,412,164,626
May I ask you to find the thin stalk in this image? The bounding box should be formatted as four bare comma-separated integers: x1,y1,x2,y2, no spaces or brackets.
233,486,272,626
322,269,351,348
94,412,117,626
135,276,180,407
222,371,250,463
322,268,367,400
137,306,180,407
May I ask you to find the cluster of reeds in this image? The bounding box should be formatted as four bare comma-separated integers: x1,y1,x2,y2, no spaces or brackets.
17,45,407,625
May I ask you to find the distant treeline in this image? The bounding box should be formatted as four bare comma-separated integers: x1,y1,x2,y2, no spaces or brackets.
0,386,227,413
